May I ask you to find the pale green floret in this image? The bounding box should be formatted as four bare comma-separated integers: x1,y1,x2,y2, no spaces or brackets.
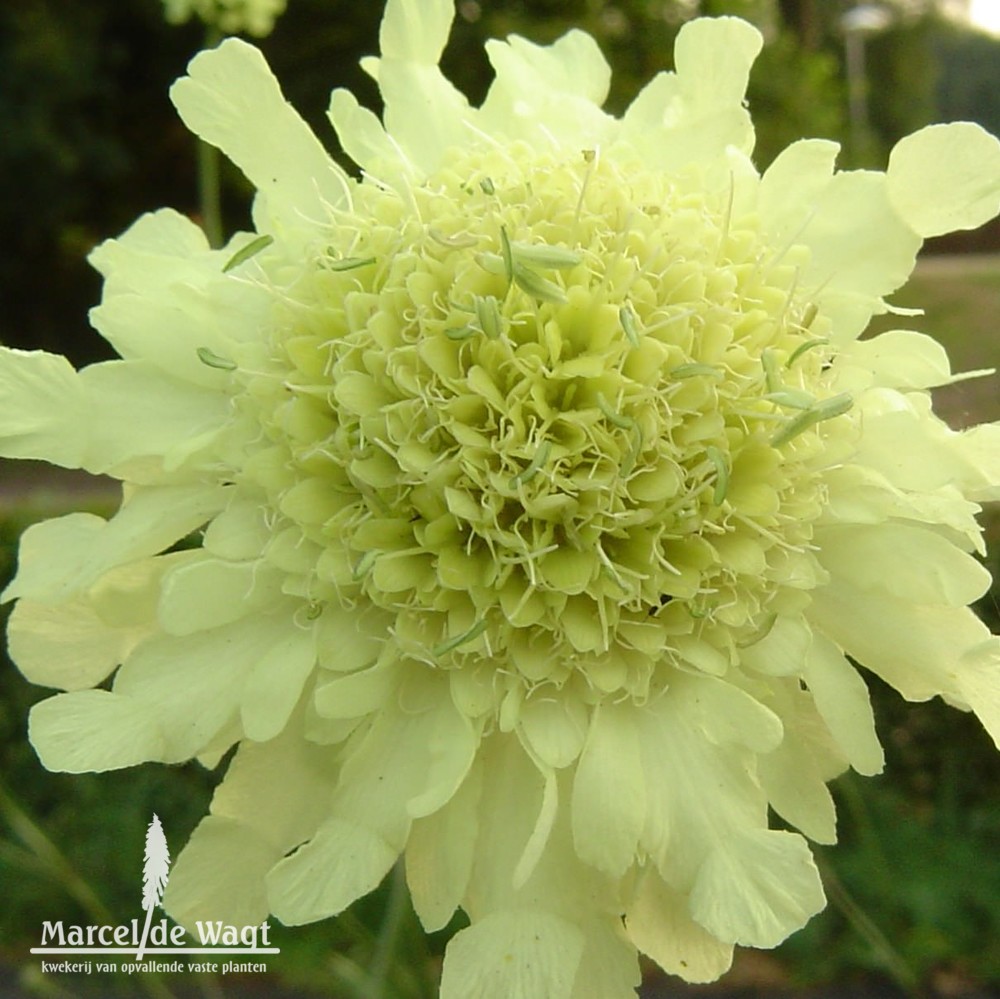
223,144,851,705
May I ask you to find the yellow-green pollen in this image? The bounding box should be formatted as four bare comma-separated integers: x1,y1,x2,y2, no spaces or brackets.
229,146,852,700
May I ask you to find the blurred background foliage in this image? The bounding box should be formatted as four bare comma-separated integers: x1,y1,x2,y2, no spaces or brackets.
1,0,999,996
2,0,1000,365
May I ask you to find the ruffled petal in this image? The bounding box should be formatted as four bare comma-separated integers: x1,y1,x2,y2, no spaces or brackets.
809,575,990,703
0,349,88,467
4,485,226,603
802,634,884,776
481,31,614,149
617,17,761,171
691,829,825,947
354,0,472,175
266,817,397,924
163,816,281,930
439,910,584,999
169,39,351,231
816,521,992,606
626,870,733,983
7,580,150,690
29,690,166,772
571,702,645,876
887,122,1000,237
89,209,273,386
114,611,300,760
406,757,482,932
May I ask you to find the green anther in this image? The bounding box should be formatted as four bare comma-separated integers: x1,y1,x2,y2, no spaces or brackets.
222,234,274,273
670,363,723,380
787,337,830,367
705,445,729,505
429,228,479,249
509,441,551,489
512,263,567,304
352,549,380,580
479,177,495,195
445,325,478,341
196,347,237,371
761,349,782,392
305,602,323,620
510,241,583,270
475,295,504,339
474,252,506,276
764,389,816,410
500,226,514,286
619,304,640,346
800,302,819,330
596,392,635,430
772,392,853,447
327,255,377,272
432,618,489,657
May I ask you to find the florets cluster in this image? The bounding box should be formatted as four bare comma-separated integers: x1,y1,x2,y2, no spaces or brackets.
2,4,999,997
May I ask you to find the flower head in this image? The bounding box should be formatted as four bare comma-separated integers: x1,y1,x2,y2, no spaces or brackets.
4,2,1000,994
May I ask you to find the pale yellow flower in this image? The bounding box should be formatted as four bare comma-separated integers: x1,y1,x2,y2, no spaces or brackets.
162,0,286,37
3,2,1000,994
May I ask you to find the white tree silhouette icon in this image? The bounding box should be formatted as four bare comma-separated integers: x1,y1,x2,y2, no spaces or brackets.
136,814,170,960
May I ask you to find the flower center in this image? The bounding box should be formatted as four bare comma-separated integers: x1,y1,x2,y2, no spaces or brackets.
235,145,850,699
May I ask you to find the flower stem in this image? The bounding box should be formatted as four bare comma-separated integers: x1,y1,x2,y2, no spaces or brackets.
369,861,408,999
0,779,179,999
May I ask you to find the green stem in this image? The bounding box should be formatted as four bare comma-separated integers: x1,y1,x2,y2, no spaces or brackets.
0,779,179,999
369,862,409,999
816,854,921,997
198,25,225,248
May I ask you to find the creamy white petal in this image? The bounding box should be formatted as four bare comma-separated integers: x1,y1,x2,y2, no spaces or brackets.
568,918,642,999
691,829,825,947
802,634,884,776
480,31,614,149
157,556,284,634
210,717,339,850
954,639,1000,749
740,614,812,677
809,576,990,703
571,702,645,877
241,627,317,742
439,910,584,999
517,693,588,769
7,590,146,691
796,172,921,340
0,348,88,467
330,671,476,846
28,690,166,772
163,816,280,931
376,0,452,63
816,522,992,606
406,758,482,932
758,139,840,247
676,672,784,753
837,329,955,390
4,485,226,603
888,122,1000,237
625,870,734,983
78,360,231,474
266,817,397,924
114,612,298,759
327,88,418,192
169,39,350,230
